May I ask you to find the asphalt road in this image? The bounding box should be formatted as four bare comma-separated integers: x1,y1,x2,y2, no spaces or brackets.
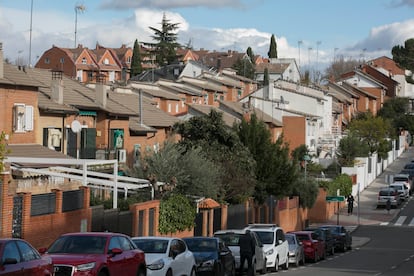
260,147,414,275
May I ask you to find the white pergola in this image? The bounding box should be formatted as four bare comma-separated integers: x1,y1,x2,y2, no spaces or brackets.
5,157,161,209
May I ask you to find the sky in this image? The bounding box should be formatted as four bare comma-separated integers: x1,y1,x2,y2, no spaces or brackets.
1,0,414,72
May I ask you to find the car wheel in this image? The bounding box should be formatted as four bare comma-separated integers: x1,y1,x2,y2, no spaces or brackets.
166,269,173,276
300,252,305,265
98,271,108,276
136,267,146,276
272,256,279,272
228,261,236,276
282,255,289,270
190,267,196,276
321,249,326,260
342,243,346,252
331,246,335,256
251,260,257,276
294,255,299,267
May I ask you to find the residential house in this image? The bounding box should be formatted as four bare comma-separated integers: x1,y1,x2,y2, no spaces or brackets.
339,69,386,113
240,79,335,157
221,68,258,98
35,44,130,84
255,58,301,83
178,76,227,106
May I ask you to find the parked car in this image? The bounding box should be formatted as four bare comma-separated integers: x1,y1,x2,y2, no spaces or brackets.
0,238,53,275
304,227,335,256
132,236,196,276
320,225,352,252
39,232,146,276
393,173,412,195
214,229,267,274
377,187,401,208
288,231,325,263
389,182,410,200
245,223,289,272
183,236,235,276
284,233,305,267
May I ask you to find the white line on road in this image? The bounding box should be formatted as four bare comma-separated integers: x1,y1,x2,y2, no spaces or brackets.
395,216,407,226
409,218,414,226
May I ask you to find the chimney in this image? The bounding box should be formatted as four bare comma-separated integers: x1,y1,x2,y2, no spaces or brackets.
51,70,64,104
0,42,3,79
96,83,107,107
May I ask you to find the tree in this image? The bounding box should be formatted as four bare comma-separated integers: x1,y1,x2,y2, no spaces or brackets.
174,110,256,204
324,55,361,80
237,114,298,203
146,13,181,66
247,47,255,63
232,57,255,79
268,34,278,59
326,174,352,197
336,133,369,167
290,176,319,208
130,39,142,78
348,112,392,159
392,38,414,72
129,142,221,200
378,97,414,138
0,131,9,173
158,193,196,235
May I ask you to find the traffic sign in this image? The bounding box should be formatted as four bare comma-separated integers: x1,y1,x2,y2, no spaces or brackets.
326,196,345,202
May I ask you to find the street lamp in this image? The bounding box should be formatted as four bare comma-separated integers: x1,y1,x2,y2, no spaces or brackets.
74,4,86,47
298,40,303,75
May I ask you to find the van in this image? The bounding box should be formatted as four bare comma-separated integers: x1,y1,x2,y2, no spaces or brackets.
393,173,412,195
377,187,401,208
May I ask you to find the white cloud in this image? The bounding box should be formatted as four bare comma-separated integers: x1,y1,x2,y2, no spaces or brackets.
100,0,244,9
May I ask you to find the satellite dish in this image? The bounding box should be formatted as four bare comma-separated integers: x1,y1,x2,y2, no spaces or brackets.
71,120,82,133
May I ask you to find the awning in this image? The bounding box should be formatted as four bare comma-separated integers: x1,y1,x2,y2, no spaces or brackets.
79,111,97,116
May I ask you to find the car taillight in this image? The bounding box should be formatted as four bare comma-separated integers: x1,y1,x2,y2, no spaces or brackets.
302,240,312,247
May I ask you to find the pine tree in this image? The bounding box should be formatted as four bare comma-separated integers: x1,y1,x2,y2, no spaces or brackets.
146,13,181,66
130,39,142,78
247,47,255,63
268,34,278,59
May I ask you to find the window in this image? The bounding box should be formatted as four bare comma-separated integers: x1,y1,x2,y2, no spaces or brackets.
104,58,109,65
126,56,131,63
82,57,87,64
3,241,21,263
60,57,65,64
16,240,39,261
45,57,50,64
13,104,33,132
175,104,178,113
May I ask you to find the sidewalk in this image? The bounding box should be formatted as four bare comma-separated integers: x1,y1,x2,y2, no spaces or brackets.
317,147,414,248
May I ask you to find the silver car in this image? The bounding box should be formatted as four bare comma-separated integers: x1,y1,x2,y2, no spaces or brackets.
285,233,305,267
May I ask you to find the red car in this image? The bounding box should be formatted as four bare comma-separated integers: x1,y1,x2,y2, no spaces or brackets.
0,238,53,275
288,231,325,263
39,232,146,276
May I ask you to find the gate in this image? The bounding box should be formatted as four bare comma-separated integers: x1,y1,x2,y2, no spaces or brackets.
12,195,23,238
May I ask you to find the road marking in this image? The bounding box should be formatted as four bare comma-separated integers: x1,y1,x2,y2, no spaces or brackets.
395,216,407,226
409,218,414,226
380,222,389,226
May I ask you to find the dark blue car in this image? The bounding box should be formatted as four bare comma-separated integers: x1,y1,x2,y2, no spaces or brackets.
183,237,235,276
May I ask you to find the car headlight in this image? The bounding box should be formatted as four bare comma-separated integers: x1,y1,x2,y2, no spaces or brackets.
200,259,215,268
147,259,165,270
265,249,274,255
76,262,96,271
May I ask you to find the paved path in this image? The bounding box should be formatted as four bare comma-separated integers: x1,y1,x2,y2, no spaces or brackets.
314,147,414,248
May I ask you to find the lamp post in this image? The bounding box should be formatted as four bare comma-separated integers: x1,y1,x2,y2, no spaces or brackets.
74,5,86,47
298,40,303,76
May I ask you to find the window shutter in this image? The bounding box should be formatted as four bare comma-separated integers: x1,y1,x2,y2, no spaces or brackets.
25,105,34,131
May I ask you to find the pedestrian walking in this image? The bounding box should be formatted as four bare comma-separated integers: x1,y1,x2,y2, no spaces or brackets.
386,198,391,214
347,194,354,215
239,230,255,276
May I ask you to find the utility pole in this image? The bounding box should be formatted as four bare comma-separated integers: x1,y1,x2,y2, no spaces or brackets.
74,5,86,47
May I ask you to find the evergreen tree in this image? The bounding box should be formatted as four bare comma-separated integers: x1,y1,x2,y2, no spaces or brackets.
130,39,142,78
232,57,255,79
268,34,278,59
146,13,181,66
392,38,414,72
247,47,255,63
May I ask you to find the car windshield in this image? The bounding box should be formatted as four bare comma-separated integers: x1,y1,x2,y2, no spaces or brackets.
295,234,310,242
253,231,274,244
47,236,107,254
285,235,295,244
184,239,217,252
133,239,168,254
394,177,408,182
214,233,241,246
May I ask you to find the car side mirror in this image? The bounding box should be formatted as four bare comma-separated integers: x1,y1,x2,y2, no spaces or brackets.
38,247,47,254
110,248,123,255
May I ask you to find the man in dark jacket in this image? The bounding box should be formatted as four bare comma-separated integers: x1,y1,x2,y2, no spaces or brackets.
239,230,256,275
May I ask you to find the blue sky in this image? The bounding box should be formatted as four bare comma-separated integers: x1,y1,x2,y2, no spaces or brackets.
1,0,414,71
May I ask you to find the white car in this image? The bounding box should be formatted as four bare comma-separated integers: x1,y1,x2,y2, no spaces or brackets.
132,236,196,276
245,224,289,272
214,229,267,274
389,182,410,200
